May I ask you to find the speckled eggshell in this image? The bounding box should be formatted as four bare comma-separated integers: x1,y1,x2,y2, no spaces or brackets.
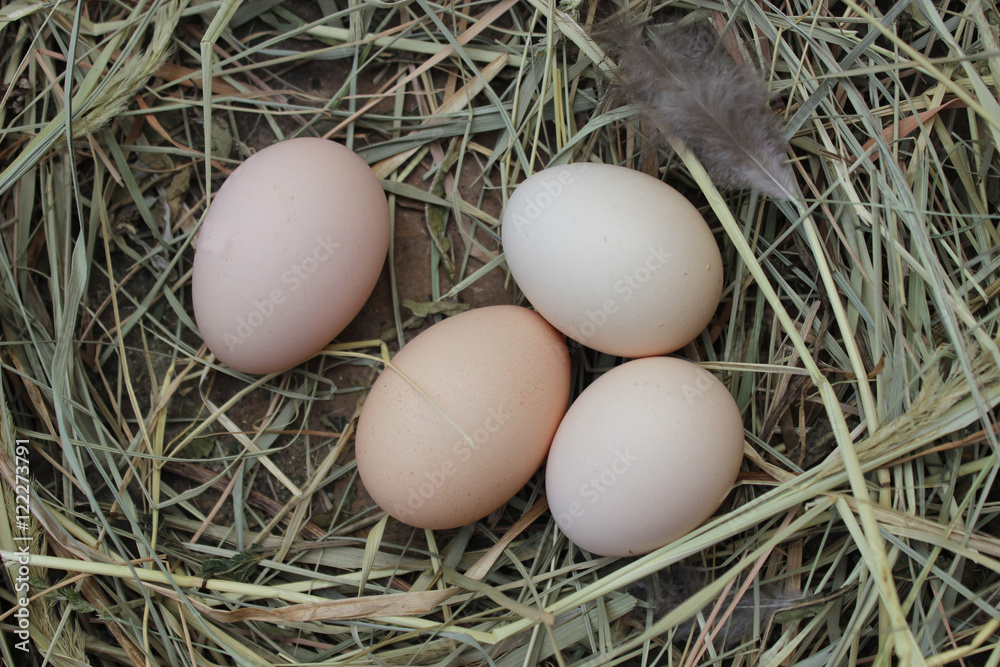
192,138,389,374
356,305,571,529
546,357,744,557
501,163,723,358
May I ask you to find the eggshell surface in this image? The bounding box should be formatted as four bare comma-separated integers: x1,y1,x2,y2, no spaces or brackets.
546,357,744,556
356,306,571,529
193,138,389,374
501,163,723,357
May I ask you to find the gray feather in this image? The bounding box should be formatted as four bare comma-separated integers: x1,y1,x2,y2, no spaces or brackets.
594,16,797,200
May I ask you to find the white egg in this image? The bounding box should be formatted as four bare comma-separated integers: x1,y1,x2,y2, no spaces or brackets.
501,163,723,358
545,357,744,557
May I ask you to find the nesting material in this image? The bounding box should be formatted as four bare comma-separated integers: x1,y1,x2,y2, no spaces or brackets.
1,1,999,666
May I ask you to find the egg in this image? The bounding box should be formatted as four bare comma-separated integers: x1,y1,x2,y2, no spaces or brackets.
356,306,571,529
501,163,723,358
192,137,389,374
545,357,744,556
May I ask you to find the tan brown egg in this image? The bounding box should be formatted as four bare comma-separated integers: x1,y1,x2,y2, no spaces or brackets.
356,306,571,529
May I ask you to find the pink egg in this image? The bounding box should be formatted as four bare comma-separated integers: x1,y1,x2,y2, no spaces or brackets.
193,138,389,374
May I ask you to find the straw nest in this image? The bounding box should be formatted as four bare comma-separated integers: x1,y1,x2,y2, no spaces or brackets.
1,1,999,665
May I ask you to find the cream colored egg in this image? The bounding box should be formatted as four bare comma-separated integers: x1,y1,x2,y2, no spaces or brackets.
192,138,389,374
546,357,744,556
501,163,722,358
356,306,571,529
